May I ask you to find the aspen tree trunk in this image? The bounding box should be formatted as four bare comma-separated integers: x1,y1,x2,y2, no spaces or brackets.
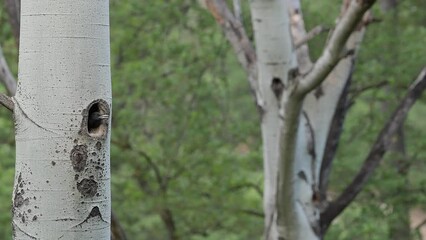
205,1,426,240
249,1,297,239
249,1,373,239
11,0,111,239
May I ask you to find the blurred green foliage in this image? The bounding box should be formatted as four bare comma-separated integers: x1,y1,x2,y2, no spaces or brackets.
0,0,425,239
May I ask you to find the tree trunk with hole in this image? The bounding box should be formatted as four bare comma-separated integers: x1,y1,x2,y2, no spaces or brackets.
206,0,426,239
249,0,367,239
11,0,111,238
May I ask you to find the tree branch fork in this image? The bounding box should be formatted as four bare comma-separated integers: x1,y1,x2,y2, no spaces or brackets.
205,0,377,111
203,0,426,234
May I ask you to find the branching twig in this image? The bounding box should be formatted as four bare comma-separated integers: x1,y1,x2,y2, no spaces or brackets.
289,0,314,73
295,25,329,49
0,46,17,95
4,0,20,46
111,138,165,192
1,0,19,97
235,208,264,218
298,0,377,95
321,67,426,232
232,0,242,23
228,182,263,197
415,218,426,230
205,0,262,109
138,149,166,192
348,80,389,104
350,80,388,95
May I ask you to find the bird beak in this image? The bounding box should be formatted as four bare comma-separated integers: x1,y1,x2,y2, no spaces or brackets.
99,114,109,119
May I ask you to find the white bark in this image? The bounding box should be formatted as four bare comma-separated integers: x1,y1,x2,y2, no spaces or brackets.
209,0,375,238
12,0,111,239
292,29,366,239
304,30,365,181
249,0,298,239
250,1,368,239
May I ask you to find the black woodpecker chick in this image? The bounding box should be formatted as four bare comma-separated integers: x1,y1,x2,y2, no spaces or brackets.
271,77,285,100
88,112,109,130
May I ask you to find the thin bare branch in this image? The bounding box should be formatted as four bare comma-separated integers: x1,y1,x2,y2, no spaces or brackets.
295,25,329,49
0,46,17,95
415,218,426,230
298,0,376,95
288,0,314,74
350,80,388,94
160,208,179,240
0,93,14,112
206,0,256,73
111,138,165,192
111,211,127,240
348,80,389,104
232,0,242,23
138,149,166,192
4,0,20,46
321,67,426,233
236,208,264,218
228,182,263,197
205,0,262,109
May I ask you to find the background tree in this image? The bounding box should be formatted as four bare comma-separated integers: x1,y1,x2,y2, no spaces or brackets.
205,0,426,239
0,0,425,239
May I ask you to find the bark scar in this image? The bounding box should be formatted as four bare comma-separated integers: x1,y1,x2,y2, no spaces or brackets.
303,111,316,160
12,220,37,239
13,98,60,135
71,206,109,229
303,111,317,186
296,200,321,236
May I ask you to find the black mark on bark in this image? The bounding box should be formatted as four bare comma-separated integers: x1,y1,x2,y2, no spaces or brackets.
77,178,98,197
70,145,88,172
314,85,324,99
298,171,308,182
88,206,101,218
271,77,285,100
95,141,102,151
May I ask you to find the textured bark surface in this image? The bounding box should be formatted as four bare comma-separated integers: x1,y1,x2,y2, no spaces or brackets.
12,0,112,238
248,1,299,238
207,0,378,239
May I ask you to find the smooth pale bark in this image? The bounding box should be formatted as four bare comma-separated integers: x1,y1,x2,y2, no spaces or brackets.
208,0,376,239
286,2,368,238
207,0,426,239
294,30,365,238
249,0,372,239
249,0,298,239
12,0,111,239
